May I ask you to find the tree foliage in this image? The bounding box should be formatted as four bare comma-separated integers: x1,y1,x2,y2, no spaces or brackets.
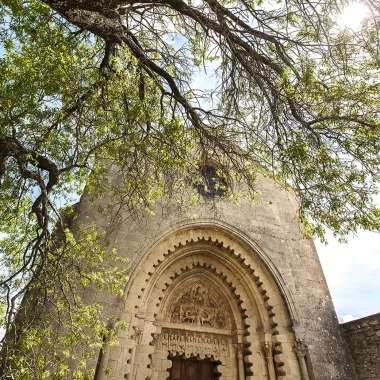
0,0,380,377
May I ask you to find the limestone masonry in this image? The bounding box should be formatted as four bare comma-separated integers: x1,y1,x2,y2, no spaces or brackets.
340,313,380,379
76,171,378,380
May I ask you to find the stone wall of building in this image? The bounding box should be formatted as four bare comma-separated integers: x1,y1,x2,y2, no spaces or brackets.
76,171,357,379
341,313,380,379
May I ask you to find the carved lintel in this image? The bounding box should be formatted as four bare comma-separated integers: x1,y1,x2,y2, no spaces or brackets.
157,328,230,359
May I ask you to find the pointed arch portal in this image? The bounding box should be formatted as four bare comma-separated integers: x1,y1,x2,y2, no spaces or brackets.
105,223,304,380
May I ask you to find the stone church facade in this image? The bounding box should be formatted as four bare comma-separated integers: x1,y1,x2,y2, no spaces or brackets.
77,172,371,380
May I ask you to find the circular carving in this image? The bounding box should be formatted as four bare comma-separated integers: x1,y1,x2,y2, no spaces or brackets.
195,165,227,198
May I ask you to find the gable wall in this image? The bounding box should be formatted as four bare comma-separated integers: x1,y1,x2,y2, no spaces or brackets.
76,173,357,379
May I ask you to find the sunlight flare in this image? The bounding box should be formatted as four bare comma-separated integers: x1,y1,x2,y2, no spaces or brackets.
338,1,370,30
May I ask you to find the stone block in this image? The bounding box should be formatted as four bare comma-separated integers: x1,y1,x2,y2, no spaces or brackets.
157,370,170,380
109,347,122,361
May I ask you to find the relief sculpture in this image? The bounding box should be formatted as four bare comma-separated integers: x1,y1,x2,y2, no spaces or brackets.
200,308,214,326
169,282,228,329
181,305,197,324
155,328,230,359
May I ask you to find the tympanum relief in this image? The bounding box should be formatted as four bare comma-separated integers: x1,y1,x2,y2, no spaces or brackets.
168,282,230,330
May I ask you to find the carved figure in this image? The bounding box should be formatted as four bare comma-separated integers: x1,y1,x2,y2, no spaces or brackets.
194,336,202,353
221,338,227,353
178,335,186,353
216,309,226,328
178,291,192,304
182,308,197,324
200,308,213,326
213,338,219,354
191,283,210,306
171,306,180,323
151,333,159,347
170,334,178,352
205,338,212,355
187,335,194,352
161,333,169,350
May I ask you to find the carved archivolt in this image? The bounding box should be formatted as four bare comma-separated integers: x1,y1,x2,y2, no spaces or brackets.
139,237,284,336
115,226,300,380
126,221,298,323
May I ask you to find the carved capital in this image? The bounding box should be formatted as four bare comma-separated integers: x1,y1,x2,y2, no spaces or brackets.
234,343,244,358
261,341,274,358
131,326,143,343
294,340,310,380
293,339,308,357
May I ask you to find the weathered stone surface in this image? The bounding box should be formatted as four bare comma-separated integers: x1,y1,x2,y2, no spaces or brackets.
341,313,380,380
74,173,361,380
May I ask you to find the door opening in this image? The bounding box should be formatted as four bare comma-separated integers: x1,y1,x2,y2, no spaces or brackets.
168,355,220,380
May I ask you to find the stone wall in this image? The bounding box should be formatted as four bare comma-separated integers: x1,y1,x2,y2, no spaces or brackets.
74,171,358,379
341,313,380,380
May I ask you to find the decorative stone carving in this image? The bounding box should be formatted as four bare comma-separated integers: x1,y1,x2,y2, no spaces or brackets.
150,333,159,347
234,343,246,380
215,309,226,328
294,340,310,380
154,328,230,359
261,341,274,357
261,341,276,380
131,326,143,344
293,339,308,357
181,305,199,324
171,306,181,323
169,282,228,329
234,343,244,359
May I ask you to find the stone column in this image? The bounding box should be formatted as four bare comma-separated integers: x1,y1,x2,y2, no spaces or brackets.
127,326,143,380
126,345,137,380
294,340,310,380
234,343,245,380
261,341,276,380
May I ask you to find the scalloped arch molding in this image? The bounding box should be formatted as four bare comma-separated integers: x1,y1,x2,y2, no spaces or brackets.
126,219,299,323
104,221,305,380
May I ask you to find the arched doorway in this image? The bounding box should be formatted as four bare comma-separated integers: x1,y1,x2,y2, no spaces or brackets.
115,225,303,380
168,355,221,380
152,274,245,379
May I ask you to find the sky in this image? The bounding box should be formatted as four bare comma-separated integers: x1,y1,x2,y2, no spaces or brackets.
196,1,380,323
313,2,380,324
193,0,380,323
316,227,380,323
